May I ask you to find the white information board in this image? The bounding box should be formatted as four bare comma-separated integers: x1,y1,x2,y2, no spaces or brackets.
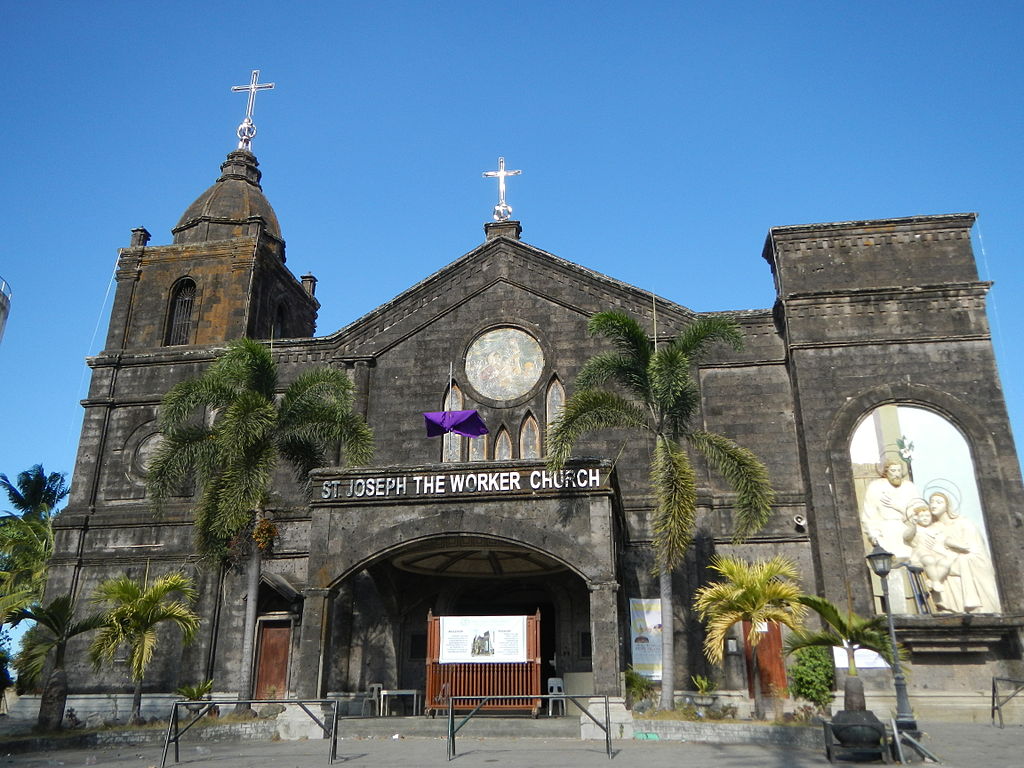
439,615,528,664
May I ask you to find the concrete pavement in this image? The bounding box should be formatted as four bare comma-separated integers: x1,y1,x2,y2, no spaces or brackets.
2,722,1022,768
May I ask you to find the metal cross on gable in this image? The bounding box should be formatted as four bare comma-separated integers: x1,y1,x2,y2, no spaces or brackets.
231,70,275,151
482,157,522,221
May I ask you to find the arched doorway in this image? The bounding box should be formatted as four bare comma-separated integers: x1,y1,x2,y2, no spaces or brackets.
321,535,591,696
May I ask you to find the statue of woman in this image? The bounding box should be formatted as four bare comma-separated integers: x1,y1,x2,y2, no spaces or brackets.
927,491,1001,613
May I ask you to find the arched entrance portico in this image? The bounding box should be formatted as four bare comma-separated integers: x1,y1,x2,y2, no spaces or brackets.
294,460,624,700
317,536,592,698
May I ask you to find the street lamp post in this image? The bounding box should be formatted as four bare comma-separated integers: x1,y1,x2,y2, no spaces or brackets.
865,543,918,734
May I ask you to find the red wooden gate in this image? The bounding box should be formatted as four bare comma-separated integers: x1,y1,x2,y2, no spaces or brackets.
424,611,541,716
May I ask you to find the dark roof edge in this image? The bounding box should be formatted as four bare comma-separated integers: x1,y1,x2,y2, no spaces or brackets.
768,212,977,239
317,235,696,344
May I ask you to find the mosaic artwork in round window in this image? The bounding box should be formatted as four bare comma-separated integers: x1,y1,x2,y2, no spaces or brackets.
465,328,545,401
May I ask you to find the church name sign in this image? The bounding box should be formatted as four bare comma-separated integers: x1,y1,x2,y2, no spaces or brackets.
321,467,603,500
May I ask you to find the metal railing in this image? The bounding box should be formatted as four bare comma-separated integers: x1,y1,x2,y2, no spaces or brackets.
446,693,612,761
160,698,343,767
991,677,1024,728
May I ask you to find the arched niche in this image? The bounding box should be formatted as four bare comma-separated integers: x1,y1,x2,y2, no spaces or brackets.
848,402,1001,615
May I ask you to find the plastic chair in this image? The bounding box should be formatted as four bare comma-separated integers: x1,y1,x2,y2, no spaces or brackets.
361,683,383,716
547,677,566,717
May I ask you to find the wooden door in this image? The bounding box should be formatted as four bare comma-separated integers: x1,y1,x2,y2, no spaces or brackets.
741,621,787,697
254,621,291,699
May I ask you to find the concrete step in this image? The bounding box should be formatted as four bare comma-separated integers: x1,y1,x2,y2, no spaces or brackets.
333,714,580,739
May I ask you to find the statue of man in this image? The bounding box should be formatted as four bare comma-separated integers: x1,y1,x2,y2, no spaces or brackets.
861,460,920,559
860,460,921,612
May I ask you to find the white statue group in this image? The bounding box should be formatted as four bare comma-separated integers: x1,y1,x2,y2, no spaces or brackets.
860,460,1000,614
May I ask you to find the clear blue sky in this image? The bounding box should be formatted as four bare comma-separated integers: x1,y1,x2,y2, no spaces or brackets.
2,1,1023,501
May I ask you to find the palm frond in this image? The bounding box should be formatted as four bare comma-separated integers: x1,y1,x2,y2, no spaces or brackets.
15,594,105,678
694,555,805,666
218,338,278,399
576,352,649,398
669,317,743,361
687,430,774,542
334,411,375,467
792,594,897,667
784,629,847,655
278,368,356,425
650,437,697,572
702,608,746,665
90,572,200,681
0,587,35,623
150,336,373,563
648,346,693,422
158,376,234,430
146,423,216,506
587,311,652,366
0,465,69,520
546,390,650,469
278,370,374,470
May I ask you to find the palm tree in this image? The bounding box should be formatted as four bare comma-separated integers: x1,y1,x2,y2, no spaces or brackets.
693,555,806,719
90,572,200,724
784,594,896,711
0,516,54,618
12,595,105,729
0,465,69,521
0,465,68,618
547,310,774,709
147,337,373,706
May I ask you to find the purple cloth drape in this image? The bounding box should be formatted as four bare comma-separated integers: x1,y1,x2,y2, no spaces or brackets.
423,410,490,438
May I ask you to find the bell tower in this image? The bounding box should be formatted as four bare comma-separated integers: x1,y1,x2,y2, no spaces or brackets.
102,72,317,353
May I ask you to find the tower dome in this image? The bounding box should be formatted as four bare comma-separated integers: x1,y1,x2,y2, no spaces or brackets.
171,149,282,245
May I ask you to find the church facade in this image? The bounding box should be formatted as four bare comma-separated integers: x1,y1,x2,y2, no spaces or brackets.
46,134,1024,719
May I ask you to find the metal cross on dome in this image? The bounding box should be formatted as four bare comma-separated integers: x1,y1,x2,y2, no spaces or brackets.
482,157,522,221
231,70,275,151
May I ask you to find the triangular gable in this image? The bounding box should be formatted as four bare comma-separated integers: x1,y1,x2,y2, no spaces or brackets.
320,235,699,357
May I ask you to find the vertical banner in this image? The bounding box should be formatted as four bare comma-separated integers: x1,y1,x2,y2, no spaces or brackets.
438,615,528,663
629,598,663,680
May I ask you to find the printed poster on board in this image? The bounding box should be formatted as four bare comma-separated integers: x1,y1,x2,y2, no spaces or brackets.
439,615,528,664
629,598,663,680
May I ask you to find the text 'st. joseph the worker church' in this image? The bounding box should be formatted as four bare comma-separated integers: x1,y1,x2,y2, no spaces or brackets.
46,73,1024,721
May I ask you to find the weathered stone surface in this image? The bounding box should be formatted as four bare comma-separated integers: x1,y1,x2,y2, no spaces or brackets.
48,145,1024,725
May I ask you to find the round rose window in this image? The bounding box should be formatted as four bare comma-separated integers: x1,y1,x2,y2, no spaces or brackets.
465,328,544,401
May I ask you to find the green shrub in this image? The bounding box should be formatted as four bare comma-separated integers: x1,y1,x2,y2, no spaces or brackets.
625,666,655,708
788,646,834,710
691,674,717,695
175,679,214,700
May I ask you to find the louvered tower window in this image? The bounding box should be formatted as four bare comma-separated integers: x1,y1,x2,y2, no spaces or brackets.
166,279,197,346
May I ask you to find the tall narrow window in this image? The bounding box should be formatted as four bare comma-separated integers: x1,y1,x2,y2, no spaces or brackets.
494,427,513,461
442,382,464,462
545,377,565,455
273,303,287,340
520,414,541,459
469,434,487,462
166,279,196,346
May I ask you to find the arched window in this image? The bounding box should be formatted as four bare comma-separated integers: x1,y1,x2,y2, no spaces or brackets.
273,303,287,340
468,434,487,462
520,413,541,459
494,427,513,461
442,382,464,462
166,278,196,346
545,377,565,455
